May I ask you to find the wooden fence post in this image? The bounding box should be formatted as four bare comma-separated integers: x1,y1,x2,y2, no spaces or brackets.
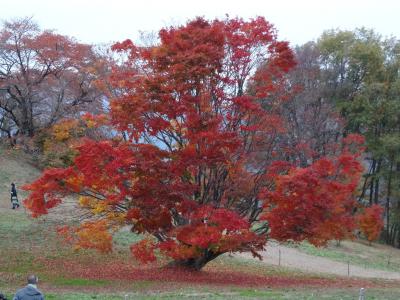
278,248,281,266
347,261,350,276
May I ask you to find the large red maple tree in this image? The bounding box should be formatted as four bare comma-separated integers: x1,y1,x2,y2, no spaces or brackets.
24,17,364,270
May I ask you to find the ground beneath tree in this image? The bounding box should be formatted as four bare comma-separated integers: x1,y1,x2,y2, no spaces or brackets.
238,241,400,280
2,145,400,282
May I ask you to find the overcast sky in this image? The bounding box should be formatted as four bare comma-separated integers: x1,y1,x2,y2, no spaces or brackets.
3,0,399,46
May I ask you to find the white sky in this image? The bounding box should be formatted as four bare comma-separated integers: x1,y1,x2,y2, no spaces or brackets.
3,0,400,47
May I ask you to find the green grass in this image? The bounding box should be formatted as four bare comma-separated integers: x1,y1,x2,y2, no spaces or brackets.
1,288,400,299
113,228,144,248
51,278,111,287
3,293,123,300
0,211,32,232
0,211,60,250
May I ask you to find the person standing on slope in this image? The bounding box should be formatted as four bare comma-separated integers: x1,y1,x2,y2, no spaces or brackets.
10,182,20,209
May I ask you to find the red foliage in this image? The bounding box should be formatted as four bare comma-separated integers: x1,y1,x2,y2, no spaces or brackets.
262,154,363,246
37,257,389,290
24,16,364,270
23,167,75,217
130,240,157,263
357,205,384,242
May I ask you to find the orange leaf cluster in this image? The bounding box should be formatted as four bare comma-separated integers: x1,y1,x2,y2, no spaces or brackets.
357,205,384,242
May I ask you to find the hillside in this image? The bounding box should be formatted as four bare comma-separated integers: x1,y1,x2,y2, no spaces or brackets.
2,146,400,279
0,146,40,210
1,147,400,299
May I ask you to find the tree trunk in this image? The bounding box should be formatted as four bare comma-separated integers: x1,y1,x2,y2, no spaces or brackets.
19,99,35,137
368,159,376,205
6,131,16,147
385,159,394,244
373,158,382,204
396,224,400,248
168,250,221,271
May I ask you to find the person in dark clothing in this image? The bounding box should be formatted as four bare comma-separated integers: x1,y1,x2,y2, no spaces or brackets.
10,183,19,209
13,275,44,300
0,292,8,300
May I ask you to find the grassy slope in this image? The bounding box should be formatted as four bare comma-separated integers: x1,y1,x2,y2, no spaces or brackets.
0,146,40,209
290,240,400,272
1,145,400,299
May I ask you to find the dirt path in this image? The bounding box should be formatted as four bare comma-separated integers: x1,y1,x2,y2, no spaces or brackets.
239,241,400,280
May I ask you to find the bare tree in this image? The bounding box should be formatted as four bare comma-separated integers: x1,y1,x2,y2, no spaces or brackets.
0,17,105,140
